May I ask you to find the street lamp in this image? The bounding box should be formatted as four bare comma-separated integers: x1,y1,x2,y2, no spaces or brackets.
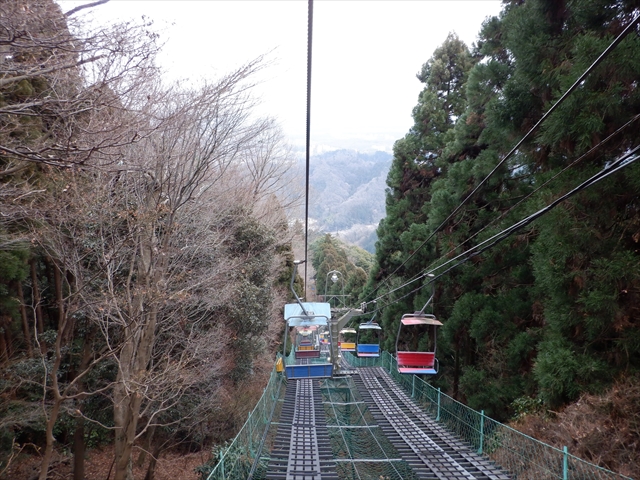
324,270,345,308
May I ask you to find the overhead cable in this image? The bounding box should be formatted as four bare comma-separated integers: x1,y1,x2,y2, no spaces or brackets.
365,146,640,309
377,113,640,304
365,12,640,302
304,0,313,298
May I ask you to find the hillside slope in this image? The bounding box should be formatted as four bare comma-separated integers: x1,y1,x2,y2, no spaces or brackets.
306,149,391,251
513,374,639,479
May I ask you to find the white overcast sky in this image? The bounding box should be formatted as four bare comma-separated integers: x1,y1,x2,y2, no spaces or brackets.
59,0,503,154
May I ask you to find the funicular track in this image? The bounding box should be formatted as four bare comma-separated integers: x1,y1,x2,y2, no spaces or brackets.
266,378,339,480
353,367,510,480
264,364,511,479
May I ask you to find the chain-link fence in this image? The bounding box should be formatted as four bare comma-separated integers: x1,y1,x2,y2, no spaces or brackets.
201,359,285,480
350,351,632,480
201,351,631,480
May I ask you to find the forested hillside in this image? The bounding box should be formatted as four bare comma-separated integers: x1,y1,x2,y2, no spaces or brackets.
307,150,391,252
365,1,639,475
310,234,373,307
2,0,639,478
0,2,297,479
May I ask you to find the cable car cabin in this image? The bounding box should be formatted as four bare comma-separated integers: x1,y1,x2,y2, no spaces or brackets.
395,313,442,375
283,302,333,379
356,322,382,357
295,328,320,358
338,327,357,352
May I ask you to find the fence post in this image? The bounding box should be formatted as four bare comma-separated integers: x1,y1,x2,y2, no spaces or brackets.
436,387,441,421
563,446,568,480
220,449,225,479
247,412,254,456
412,374,416,398
478,410,484,455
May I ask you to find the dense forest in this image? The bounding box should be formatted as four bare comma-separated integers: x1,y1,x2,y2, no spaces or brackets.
0,2,297,479
358,0,639,475
310,234,373,307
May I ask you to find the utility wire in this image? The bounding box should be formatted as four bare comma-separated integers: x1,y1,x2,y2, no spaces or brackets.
366,113,640,308
304,0,313,298
365,12,640,302
365,146,640,310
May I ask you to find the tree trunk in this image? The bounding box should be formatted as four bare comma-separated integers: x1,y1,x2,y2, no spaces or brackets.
43,257,56,330
16,281,33,357
38,393,62,480
144,441,163,480
136,425,155,467
113,386,143,480
73,415,85,480
113,306,158,480
113,193,164,480
52,260,63,331
0,316,8,363
73,330,93,480
30,258,44,336
38,260,67,480
3,319,13,359
453,341,460,399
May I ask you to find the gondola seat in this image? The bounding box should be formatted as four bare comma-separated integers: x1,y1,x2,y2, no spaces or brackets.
357,344,380,357
340,342,356,351
396,351,437,374
295,349,321,359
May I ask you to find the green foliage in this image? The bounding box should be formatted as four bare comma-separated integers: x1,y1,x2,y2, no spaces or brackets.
196,441,252,480
310,234,373,307
367,0,640,420
534,336,609,407
0,247,29,319
222,212,284,382
510,395,544,420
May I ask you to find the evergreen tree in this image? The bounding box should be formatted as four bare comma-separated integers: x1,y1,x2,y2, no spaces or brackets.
311,234,372,308
369,0,640,419
370,33,475,357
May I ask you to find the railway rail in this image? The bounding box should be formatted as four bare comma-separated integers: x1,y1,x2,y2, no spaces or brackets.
354,367,510,480
266,378,339,479
264,365,510,479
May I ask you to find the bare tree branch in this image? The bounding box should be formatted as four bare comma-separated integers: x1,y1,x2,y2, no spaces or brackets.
64,0,110,17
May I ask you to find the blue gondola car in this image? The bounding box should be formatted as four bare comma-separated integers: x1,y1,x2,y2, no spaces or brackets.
284,302,333,379
356,321,382,357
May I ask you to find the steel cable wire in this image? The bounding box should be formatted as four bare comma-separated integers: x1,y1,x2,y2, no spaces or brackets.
363,12,640,304
362,115,640,309
304,0,313,297
364,146,640,311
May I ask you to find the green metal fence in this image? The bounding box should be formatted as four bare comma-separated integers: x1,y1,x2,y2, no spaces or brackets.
347,351,632,480
201,351,632,480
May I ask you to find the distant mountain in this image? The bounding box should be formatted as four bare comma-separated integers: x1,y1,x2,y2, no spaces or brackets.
305,149,392,252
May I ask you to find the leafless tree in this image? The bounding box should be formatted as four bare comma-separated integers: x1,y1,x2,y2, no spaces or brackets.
239,118,302,209
86,59,293,480
0,0,160,175
3,4,299,480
